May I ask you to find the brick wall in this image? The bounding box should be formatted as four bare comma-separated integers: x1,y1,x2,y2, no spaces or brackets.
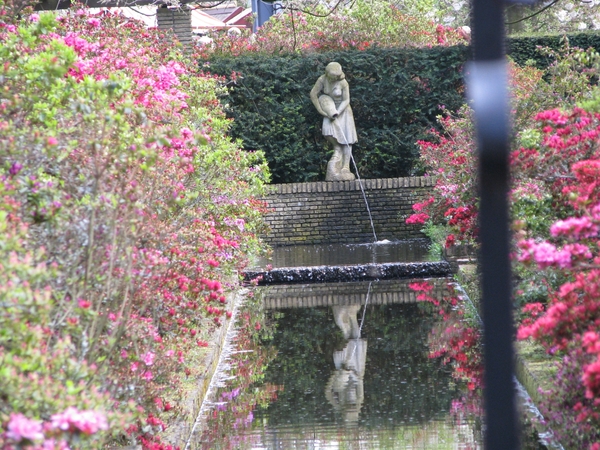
261,278,448,309
156,8,193,47
261,176,435,245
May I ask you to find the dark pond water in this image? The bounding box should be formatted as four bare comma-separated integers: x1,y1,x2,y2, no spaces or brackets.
198,279,489,449
250,239,434,269
196,278,559,449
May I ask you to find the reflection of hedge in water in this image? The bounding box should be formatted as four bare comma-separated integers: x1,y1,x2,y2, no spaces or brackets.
359,303,458,427
205,47,468,183
255,303,460,427
256,307,344,425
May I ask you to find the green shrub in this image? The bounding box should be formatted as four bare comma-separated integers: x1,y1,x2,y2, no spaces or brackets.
205,46,469,183
508,32,600,69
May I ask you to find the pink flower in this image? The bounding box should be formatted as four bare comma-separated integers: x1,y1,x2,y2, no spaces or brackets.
409,281,434,292
142,351,155,366
583,331,600,354
50,407,108,435
550,216,598,239
517,239,573,269
142,370,153,381
5,413,44,442
406,213,430,225
87,17,101,27
582,359,600,399
29,13,40,22
78,299,91,309
534,108,568,125
47,136,58,146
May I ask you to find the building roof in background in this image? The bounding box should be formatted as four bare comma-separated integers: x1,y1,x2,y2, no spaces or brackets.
191,9,229,29
225,7,252,27
209,5,243,21
200,1,240,21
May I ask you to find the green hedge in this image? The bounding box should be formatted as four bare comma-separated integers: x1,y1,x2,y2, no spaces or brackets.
508,32,600,69
205,47,469,183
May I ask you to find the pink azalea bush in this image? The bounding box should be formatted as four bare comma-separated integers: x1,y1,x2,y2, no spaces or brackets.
517,148,600,449
406,61,556,248
407,46,600,447
1,4,269,448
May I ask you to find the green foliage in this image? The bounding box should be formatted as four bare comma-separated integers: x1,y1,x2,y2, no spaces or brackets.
421,222,447,258
205,46,469,183
508,32,600,70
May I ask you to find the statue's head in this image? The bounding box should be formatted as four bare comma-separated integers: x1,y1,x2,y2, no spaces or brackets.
325,62,345,81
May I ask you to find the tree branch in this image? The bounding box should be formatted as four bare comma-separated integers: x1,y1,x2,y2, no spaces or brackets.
506,0,561,25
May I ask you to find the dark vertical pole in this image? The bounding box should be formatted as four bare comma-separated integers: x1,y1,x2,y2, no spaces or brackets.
468,0,519,448
251,0,274,32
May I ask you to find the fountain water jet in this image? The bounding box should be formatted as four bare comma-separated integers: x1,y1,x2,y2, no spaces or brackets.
350,154,378,242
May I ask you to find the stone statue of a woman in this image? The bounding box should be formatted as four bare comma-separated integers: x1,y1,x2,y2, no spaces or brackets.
310,62,358,181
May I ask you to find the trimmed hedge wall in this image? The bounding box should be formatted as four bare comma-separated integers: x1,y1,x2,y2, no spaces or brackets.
507,32,600,69
205,47,469,183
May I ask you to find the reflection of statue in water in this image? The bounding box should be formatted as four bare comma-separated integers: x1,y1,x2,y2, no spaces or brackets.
326,305,367,424
333,304,361,340
310,62,358,182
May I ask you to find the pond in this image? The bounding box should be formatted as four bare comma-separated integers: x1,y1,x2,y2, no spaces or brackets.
189,277,559,449
243,281,481,449
250,240,435,270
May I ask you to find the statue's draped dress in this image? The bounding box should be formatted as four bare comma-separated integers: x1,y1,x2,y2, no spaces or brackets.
320,77,358,146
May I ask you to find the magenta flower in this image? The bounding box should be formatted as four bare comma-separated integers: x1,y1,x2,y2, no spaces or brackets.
142,370,153,381
550,216,598,239
9,162,22,176
5,413,44,442
142,351,155,366
50,407,108,435
77,299,91,309
406,212,430,225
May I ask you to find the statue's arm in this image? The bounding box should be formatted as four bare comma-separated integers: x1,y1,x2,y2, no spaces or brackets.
310,76,328,117
336,80,351,114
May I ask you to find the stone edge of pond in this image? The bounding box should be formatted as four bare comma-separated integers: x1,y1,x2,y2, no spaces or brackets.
515,351,544,407
156,286,242,450
242,260,453,285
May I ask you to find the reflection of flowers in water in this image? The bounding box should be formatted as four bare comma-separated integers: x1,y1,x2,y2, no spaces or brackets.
221,387,241,401
430,320,482,392
410,281,483,422
233,411,254,429
201,302,281,450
